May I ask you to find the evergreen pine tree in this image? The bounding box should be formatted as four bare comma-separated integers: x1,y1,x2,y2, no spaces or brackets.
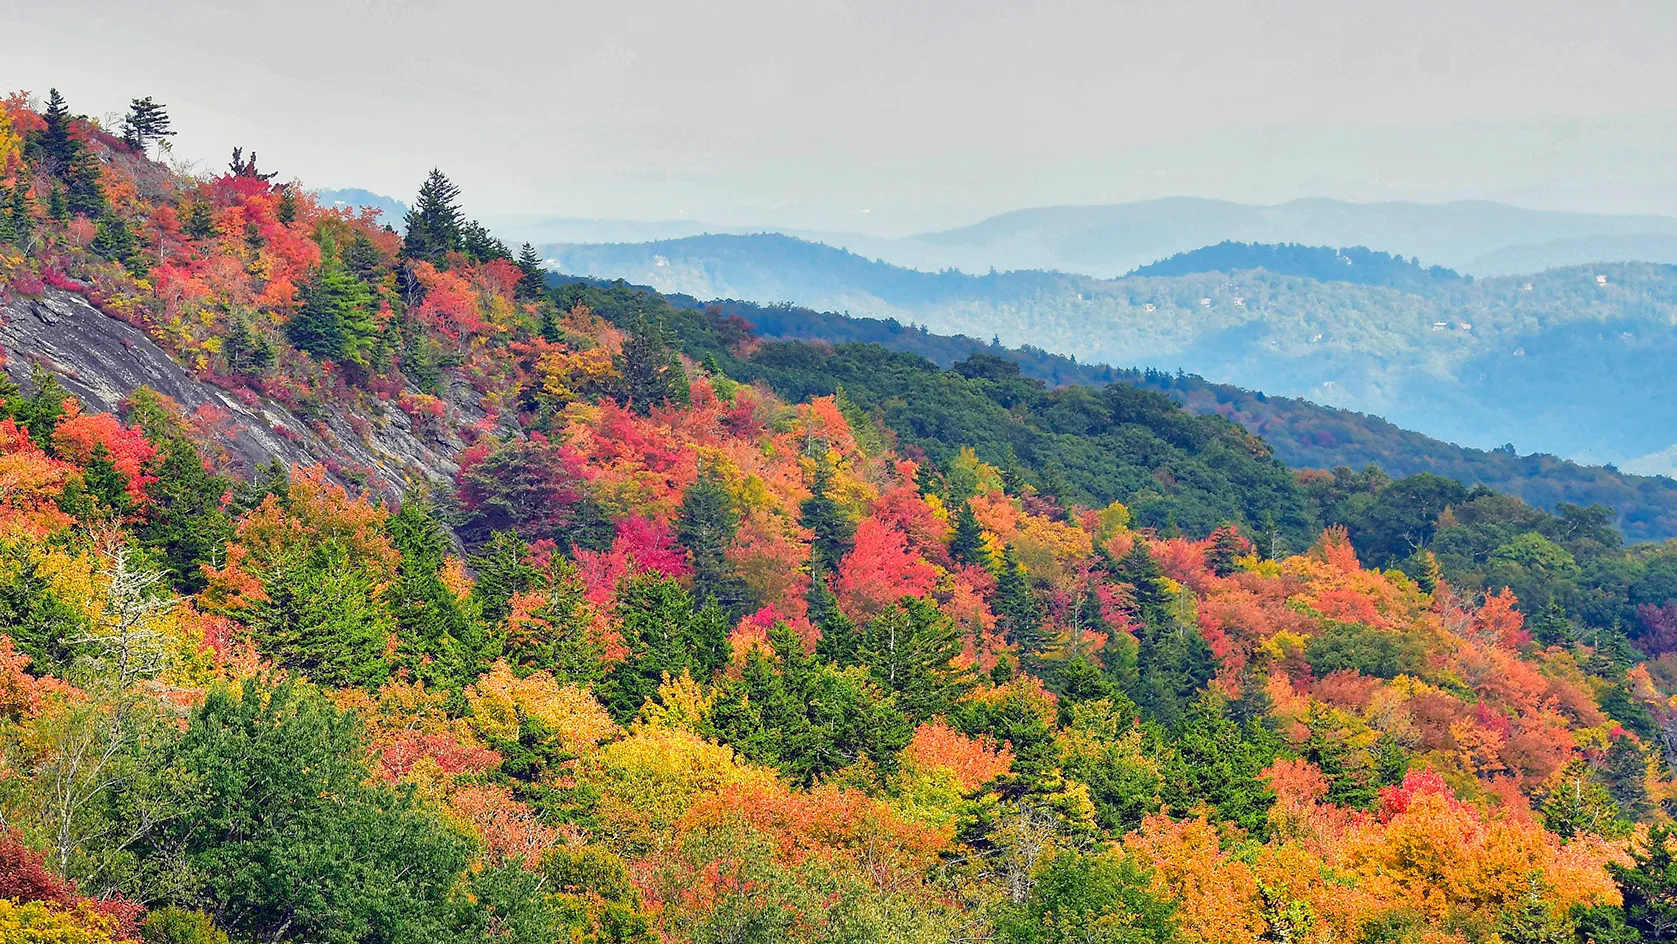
949,500,989,568
37,89,76,170
800,457,854,571
459,219,508,263
706,623,911,785
618,316,690,415
1494,877,1578,944
342,230,383,283
91,213,137,267
401,169,465,264
182,199,217,239
386,497,489,686
1,176,30,246
995,545,1045,656
79,443,132,519
806,561,860,665
223,318,258,376
469,530,539,628
121,97,174,155
1601,735,1653,822
244,544,396,689
1205,524,1245,577
47,184,68,223
858,597,974,721
676,469,754,617
1612,824,1677,940
132,433,234,593
515,243,547,299
63,147,108,218
275,184,298,225
513,557,604,685
16,367,67,447
538,304,562,344
288,251,380,368
1116,540,1171,625
600,574,729,722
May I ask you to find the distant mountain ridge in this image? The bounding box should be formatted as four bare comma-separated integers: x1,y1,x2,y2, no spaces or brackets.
502,195,1677,278
901,197,1677,277
1129,241,1464,292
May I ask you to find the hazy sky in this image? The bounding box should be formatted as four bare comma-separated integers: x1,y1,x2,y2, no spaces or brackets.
7,0,1677,234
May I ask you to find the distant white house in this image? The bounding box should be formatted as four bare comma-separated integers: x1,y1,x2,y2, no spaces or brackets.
1597,274,1608,286
1232,297,1246,308
1457,323,1472,331
1432,322,1447,330
1199,298,1212,307
1142,303,1157,313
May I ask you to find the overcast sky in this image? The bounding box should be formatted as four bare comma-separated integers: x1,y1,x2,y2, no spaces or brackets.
6,0,1677,235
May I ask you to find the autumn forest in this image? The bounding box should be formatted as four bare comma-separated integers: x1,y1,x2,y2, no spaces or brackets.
2,90,1677,944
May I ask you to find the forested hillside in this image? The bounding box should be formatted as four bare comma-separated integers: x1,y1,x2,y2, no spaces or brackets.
562,284,1677,543
8,89,1677,944
550,232,1677,469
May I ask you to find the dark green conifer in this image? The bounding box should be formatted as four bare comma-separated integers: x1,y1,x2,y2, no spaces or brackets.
618,316,689,415
401,169,465,264
857,597,974,721
949,500,989,568
676,469,754,617
515,242,547,299
994,545,1045,655
800,458,853,571
288,250,380,368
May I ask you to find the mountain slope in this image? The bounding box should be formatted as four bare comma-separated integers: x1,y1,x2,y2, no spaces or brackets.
6,89,1677,944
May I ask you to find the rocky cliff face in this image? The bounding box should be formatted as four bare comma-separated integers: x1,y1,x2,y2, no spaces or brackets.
0,289,480,494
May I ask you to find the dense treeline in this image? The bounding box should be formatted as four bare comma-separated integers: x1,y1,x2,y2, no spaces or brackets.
7,88,1677,944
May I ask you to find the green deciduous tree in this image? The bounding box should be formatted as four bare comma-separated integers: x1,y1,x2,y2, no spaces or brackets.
995,849,1180,944
144,679,476,943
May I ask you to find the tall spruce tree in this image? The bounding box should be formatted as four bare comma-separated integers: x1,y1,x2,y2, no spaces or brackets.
516,243,547,299
401,169,465,264
858,597,974,721
121,97,174,155
91,213,137,267
468,530,539,627
37,89,76,170
1613,825,1677,940
600,573,729,721
706,623,911,785
800,458,854,571
386,498,488,687
949,499,989,568
995,545,1046,656
288,250,380,368
676,469,754,617
618,316,689,415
